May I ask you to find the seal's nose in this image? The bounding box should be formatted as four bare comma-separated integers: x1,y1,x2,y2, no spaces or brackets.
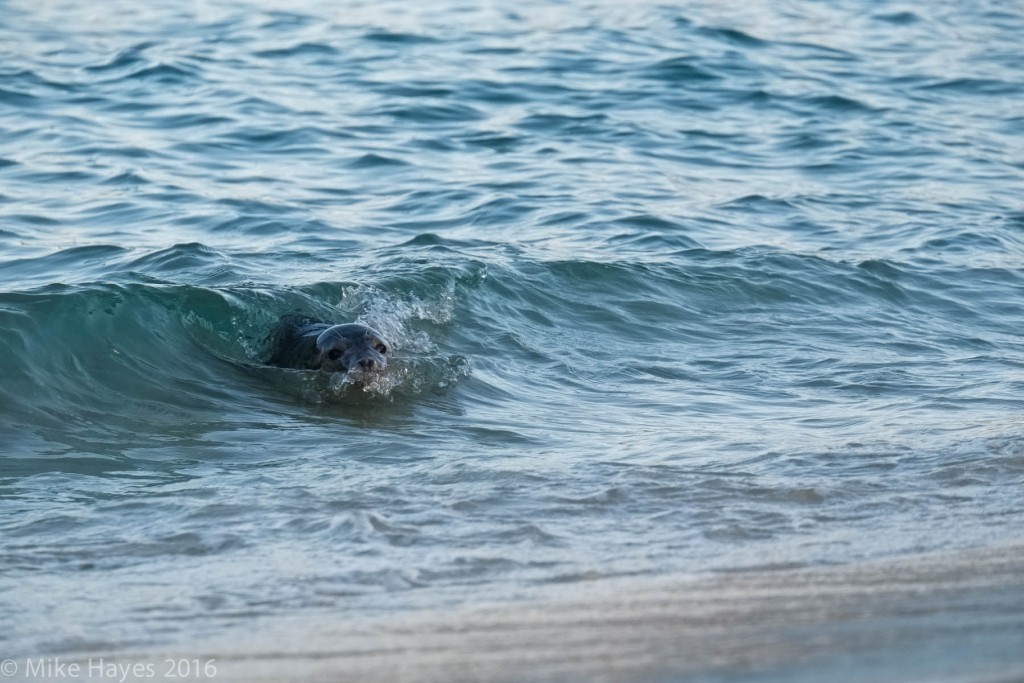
358,357,378,371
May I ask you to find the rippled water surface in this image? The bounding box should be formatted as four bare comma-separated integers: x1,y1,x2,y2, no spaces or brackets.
2,0,1024,657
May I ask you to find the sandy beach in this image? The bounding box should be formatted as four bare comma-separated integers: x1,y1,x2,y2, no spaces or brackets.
73,542,1023,683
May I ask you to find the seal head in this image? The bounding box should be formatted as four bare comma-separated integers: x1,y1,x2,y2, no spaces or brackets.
314,323,392,378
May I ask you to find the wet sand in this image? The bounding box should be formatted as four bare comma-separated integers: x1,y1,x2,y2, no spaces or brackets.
90,542,1024,682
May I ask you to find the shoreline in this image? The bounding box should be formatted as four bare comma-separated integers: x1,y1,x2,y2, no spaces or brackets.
73,541,1024,683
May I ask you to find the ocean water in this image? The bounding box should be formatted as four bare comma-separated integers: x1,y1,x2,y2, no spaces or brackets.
1,0,1023,662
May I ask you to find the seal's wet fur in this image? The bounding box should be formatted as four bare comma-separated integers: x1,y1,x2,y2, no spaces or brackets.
268,315,392,377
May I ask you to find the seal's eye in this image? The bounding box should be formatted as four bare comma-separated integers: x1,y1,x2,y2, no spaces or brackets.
327,349,342,361
375,343,388,354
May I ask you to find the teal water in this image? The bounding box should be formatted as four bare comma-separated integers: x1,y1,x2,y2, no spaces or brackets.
2,0,1024,659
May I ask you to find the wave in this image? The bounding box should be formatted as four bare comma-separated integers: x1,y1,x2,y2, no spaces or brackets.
0,274,469,458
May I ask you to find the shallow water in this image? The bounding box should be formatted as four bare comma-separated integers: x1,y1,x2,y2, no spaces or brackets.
2,0,1024,659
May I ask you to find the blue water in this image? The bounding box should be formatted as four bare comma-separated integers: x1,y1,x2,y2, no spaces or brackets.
2,0,1024,658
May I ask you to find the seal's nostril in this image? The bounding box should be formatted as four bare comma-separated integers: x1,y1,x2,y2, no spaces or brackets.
359,358,376,371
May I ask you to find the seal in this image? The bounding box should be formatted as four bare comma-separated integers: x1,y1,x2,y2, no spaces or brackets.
267,316,393,379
